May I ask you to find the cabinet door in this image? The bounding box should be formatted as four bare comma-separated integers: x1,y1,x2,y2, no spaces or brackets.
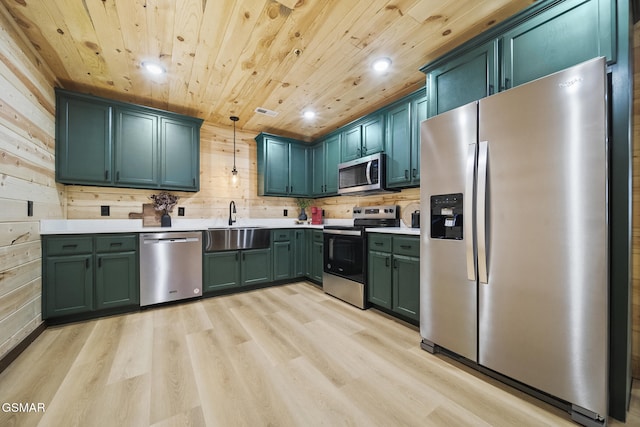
368,250,392,308
272,240,292,280
203,251,241,291
44,255,93,318
361,115,384,156
311,143,325,196
56,95,112,185
385,102,412,188
310,239,324,282
392,254,420,321
114,108,158,187
160,117,199,191
341,125,362,162
293,229,306,277
502,0,613,89
265,138,290,195
410,94,428,185
289,144,308,196
426,39,498,117
323,134,340,195
241,248,272,285
95,251,138,309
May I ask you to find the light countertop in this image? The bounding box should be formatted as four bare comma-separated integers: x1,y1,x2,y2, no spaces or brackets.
40,219,421,236
366,227,420,236
40,218,341,235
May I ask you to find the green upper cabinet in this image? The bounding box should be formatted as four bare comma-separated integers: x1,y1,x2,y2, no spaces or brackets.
160,117,200,190
311,143,325,197
56,95,112,185
341,114,384,162
501,0,614,90
55,88,202,192
289,143,309,196
425,39,498,117
421,0,616,118
114,108,158,187
386,90,427,188
256,133,309,197
311,133,340,197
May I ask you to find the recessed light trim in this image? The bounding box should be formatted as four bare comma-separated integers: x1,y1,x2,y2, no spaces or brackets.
142,61,165,75
303,110,316,119
372,57,392,73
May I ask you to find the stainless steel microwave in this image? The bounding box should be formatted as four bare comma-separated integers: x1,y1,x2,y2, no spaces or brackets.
338,152,395,195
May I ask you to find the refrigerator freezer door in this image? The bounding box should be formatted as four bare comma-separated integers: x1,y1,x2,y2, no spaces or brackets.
477,57,608,417
420,101,478,362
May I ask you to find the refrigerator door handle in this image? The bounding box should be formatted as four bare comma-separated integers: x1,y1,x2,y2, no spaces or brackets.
465,142,477,281
477,140,489,284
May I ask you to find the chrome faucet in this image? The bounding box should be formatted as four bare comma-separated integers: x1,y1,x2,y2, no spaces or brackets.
228,200,236,226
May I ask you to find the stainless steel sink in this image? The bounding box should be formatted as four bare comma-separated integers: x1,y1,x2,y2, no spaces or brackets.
204,227,270,252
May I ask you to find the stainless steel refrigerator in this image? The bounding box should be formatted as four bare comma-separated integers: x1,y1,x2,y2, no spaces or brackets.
419,57,608,425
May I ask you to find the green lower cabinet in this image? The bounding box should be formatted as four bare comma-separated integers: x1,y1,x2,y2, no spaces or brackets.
272,240,292,281
293,229,306,277
241,248,272,285
45,254,93,318
392,254,420,320
203,251,241,291
310,236,324,282
95,252,138,309
367,234,420,322
368,250,392,308
43,233,139,321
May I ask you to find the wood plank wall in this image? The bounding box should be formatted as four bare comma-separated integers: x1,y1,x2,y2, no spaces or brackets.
632,21,640,380
0,6,63,361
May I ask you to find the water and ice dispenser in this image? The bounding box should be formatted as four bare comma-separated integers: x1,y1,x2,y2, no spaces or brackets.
430,193,463,240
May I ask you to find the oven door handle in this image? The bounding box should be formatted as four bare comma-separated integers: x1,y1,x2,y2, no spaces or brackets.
322,229,362,237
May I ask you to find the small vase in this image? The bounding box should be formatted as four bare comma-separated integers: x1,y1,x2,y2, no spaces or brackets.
298,208,307,221
161,212,172,227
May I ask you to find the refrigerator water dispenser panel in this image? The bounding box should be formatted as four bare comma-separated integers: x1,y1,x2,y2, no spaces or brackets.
431,193,463,240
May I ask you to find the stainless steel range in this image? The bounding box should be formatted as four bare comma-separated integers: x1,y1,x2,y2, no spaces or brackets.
323,205,399,309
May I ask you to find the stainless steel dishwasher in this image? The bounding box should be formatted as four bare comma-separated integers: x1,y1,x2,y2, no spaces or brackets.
139,231,202,307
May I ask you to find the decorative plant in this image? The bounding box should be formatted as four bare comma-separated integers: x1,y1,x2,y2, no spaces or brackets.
150,192,179,213
296,198,312,210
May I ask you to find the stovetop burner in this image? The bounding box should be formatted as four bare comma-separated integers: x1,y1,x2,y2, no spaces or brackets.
323,205,400,232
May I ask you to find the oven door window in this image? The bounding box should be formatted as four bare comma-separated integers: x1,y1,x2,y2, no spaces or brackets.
324,234,364,283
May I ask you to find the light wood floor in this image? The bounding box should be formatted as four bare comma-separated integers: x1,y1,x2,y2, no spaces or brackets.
0,282,638,427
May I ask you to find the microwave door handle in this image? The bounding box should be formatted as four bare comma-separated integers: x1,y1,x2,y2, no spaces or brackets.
366,161,373,185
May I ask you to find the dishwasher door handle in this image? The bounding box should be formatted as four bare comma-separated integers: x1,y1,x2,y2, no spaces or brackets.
143,237,200,244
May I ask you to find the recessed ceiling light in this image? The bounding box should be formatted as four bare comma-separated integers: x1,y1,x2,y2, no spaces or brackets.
142,61,165,75
303,110,316,119
372,57,392,73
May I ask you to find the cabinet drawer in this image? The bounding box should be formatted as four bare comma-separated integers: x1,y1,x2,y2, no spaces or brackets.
95,234,137,253
272,229,292,242
313,230,323,242
393,236,419,257
368,234,392,252
46,236,93,256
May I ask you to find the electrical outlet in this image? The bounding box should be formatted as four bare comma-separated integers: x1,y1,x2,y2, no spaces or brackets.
27,200,33,217
100,205,110,216
283,209,288,216
178,207,185,216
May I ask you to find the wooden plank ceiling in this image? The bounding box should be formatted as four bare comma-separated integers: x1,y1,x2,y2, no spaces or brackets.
0,0,535,141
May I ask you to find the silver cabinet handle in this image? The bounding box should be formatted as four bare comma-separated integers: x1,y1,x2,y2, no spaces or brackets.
465,142,477,282
477,140,489,284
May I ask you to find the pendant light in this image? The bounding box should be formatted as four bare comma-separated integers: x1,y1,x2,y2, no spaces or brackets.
230,116,239,183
